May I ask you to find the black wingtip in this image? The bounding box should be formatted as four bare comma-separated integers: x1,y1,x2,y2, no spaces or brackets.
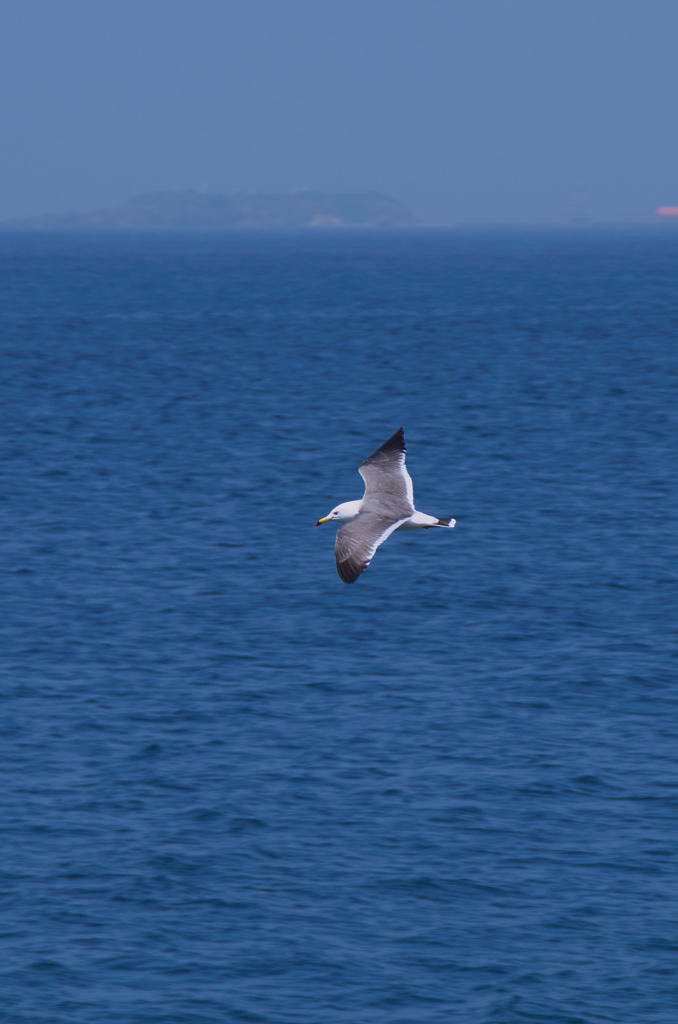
337,565,364,581
336,559,368,584
375,427,405,457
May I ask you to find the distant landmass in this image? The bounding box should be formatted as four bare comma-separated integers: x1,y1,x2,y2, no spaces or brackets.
4,191,413,230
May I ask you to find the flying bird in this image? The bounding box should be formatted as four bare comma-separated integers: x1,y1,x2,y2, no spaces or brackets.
316,428,455,583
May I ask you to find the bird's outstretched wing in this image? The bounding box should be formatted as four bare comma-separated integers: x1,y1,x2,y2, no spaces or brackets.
358,427,414,518
335,511,407,584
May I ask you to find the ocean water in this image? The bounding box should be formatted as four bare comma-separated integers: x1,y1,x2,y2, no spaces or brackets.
0,228,676,1024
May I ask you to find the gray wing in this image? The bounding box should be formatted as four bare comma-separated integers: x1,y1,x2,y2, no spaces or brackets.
358,427,414,519
335,511,407,584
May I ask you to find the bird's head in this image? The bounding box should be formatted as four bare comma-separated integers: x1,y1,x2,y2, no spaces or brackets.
315,500,361,526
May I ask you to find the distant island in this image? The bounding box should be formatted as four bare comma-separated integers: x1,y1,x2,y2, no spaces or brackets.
4,190,413,230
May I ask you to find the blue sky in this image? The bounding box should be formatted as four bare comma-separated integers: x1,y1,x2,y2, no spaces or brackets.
1,0,677,222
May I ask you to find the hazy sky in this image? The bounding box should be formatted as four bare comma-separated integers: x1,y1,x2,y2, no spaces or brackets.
1,0,677,223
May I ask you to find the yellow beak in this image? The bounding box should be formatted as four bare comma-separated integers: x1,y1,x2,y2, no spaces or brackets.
315,516,332,526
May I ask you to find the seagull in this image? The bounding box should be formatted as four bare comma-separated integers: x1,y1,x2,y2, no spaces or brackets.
315,428,455,583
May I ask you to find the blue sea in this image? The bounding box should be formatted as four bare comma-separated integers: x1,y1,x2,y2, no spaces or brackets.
1,228,677,1024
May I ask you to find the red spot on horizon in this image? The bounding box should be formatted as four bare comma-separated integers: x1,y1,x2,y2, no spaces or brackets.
657,206,678,216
